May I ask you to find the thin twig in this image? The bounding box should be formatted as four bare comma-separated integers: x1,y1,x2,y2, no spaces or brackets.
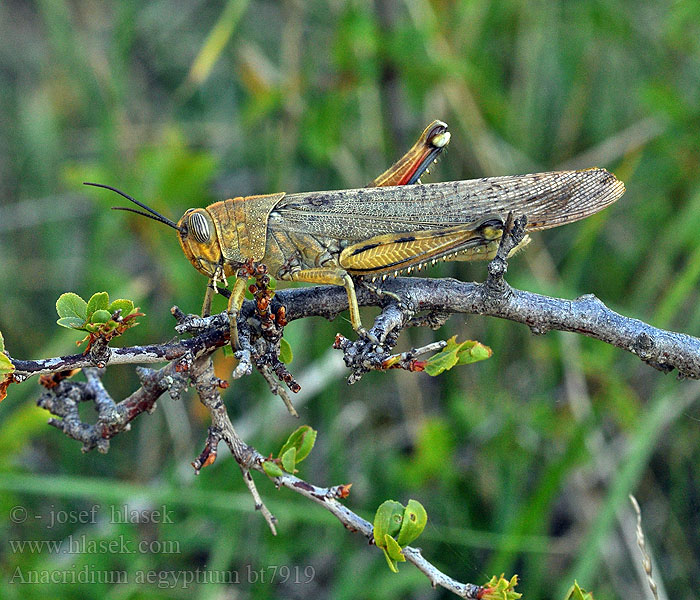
265,470,483,598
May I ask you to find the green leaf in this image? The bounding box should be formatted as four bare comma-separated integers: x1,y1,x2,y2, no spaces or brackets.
455,339,492,365
280,447,297,473
0,354,14,376
396,499,428,546
56,293,88,320
373,500,405,547
423,345,458,376
0,331,5,353
424,336,492,376
382,548,399,573
279,428,303,458
279,338,293,364
384,533,406,562
90,310,112,324
108,299,135,316
262,461,284,478
295,426,317,463
278,425,317,463
86,292,109,320
56,317,87,329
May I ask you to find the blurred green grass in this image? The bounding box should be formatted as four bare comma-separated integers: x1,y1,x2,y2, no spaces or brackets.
1,0,699,598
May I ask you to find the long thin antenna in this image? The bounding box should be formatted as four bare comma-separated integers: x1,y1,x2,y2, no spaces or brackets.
83,182,181,230
111,206,179,228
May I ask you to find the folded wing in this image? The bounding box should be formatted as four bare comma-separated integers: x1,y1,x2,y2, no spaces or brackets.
272,168,624,242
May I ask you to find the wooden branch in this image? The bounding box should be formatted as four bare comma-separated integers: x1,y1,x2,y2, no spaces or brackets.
11,276,700,381
274,277,700,379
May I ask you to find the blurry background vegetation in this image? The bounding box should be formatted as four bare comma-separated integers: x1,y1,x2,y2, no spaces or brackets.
0,0,699,598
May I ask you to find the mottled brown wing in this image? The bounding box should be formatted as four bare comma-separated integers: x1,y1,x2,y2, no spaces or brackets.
271,168,624,243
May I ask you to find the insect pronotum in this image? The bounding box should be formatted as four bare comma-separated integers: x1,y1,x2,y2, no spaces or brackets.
85,120,625,348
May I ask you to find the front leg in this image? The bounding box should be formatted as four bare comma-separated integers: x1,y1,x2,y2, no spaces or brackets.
227,275,249,350
202,279,215,317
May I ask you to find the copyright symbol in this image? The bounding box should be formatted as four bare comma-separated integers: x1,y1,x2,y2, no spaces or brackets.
9,506,27,524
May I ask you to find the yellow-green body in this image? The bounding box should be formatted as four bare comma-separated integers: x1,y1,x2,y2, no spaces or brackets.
174,120,625,340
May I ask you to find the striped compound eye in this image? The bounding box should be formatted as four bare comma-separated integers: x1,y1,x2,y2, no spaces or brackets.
188,211,211,243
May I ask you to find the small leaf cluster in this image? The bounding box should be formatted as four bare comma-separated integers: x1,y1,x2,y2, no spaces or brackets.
262,425,317,477
56,292,142,348
373,499,427,572
477,573,592,599
423,335,492,376
479,574,522,600
0,331,15,402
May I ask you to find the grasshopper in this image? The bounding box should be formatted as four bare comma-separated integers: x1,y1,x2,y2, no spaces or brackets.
86,120,625,348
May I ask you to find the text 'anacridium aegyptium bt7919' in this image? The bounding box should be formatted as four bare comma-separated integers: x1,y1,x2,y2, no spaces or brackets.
85,120,625,349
